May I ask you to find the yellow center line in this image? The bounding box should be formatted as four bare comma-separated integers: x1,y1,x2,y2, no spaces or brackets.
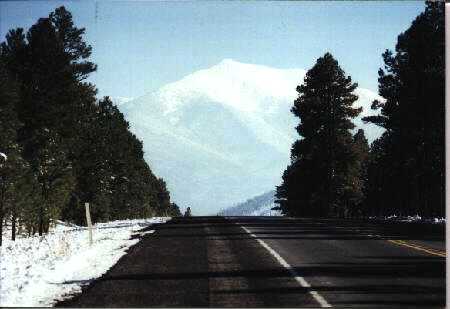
387,239,446,257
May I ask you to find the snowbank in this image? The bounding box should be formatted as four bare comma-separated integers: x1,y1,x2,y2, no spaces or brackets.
369,215,446,224
0,217,169,307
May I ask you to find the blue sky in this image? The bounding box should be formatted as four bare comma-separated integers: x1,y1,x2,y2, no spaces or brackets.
0,1,425,99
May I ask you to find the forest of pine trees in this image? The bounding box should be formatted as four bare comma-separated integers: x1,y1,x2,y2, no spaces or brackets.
276,2,444,219
0,2,444,242
0,7,181,245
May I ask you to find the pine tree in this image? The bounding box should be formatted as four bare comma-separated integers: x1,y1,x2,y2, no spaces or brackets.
363,2,444,217
184,207,192,217
276,53,361,217
169,203,182,217
0,57,42,242
0,6,177,236
346,129,369,217
363,133,393,216
0,7,97,231
0,59,20,245
33,128,74,235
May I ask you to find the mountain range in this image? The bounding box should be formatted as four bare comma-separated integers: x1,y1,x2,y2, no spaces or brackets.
217,190,281,216
118,59,384,215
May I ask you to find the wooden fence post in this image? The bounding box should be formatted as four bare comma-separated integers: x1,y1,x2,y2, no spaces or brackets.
85,202,93,246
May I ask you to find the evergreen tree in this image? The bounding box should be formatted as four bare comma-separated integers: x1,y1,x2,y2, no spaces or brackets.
0,58,21,245
363,132,395,216
184,207,192,217
363,2,445,217
0,58,41,242
276,53,361,217
168,203,182,217
33,128,74,235
0,6,177,238
63,95,176,223
346,129,369,217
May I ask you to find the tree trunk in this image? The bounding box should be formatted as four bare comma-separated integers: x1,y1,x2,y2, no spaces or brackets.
11,211,16,241
39,183,48,236
38,205,44,236
44,220,49,233
0,185,4,247
0,210,3,247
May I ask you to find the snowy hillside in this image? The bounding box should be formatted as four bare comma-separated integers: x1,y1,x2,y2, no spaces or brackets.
218,190,281,216
119,59,384,214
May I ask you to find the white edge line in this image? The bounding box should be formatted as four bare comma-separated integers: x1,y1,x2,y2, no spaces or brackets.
240,224,332,308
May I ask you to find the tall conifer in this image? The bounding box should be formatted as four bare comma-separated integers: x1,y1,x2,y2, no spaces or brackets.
277,53,361,217
363,2,444,217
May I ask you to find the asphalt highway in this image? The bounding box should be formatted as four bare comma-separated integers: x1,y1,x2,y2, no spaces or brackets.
57,216,445,308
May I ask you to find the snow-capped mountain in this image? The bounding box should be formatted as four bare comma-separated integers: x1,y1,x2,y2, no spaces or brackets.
217,190,281,216
119,59,384,215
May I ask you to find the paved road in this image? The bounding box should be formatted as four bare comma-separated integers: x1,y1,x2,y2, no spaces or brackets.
57,216,445,308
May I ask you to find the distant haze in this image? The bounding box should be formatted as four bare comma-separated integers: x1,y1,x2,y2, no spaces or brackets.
118,60,384,215
218,190,281,217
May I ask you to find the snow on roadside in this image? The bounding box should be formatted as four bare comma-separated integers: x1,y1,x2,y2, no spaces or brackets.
0,217,169,307
369,215,446,224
